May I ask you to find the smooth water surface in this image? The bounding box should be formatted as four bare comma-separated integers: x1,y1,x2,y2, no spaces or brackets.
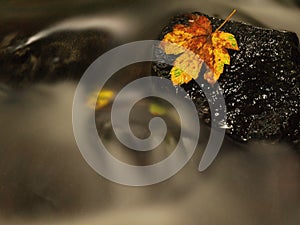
0,0,300,224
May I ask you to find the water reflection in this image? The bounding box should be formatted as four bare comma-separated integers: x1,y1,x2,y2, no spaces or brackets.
0,0,300,224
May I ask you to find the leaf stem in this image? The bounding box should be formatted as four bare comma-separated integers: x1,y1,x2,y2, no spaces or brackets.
215,9,237,32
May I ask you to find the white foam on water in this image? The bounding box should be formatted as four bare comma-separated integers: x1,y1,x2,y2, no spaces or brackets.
24,14,136,46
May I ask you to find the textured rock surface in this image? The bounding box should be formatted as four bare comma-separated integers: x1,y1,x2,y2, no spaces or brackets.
152,12,300,146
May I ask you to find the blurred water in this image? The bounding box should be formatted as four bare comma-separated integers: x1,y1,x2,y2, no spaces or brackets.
0,0,300,224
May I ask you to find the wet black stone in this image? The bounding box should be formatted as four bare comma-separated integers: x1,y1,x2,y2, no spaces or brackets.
152,12,300,146
0,30,114,87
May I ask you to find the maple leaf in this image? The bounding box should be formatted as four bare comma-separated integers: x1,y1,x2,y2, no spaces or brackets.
161,10,239,85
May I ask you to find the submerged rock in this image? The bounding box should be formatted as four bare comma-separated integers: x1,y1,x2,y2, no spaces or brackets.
0,30,114,87
152,12,300,146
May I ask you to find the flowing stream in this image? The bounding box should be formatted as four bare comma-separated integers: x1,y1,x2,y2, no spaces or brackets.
0,0,299,224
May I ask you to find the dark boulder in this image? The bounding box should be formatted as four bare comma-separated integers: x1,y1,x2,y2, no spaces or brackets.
0,30,114,87
152,12,300,146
